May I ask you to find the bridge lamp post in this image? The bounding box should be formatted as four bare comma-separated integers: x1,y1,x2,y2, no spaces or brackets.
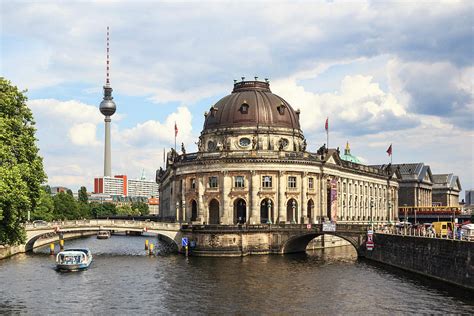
388,203,392,226
267,200,272,224
291,200,296,224
370,198,374,230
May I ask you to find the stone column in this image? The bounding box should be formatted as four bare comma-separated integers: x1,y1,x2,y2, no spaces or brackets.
197,176,205,224
316,174,321,223
181,177,186,222
249,171,259,224
221,171,231,224
301,172,308,223
321,176,327,221
278,171,286,223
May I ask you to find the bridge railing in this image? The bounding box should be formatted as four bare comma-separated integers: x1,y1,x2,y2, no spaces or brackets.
181,223,370,233
25,219,180,231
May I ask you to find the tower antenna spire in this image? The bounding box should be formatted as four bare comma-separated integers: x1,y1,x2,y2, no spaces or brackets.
106,26,110,86
99,26,116,177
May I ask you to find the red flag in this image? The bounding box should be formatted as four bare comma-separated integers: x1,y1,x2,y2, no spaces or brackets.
386,144,392,156
325,117,328,131
174,122,178,137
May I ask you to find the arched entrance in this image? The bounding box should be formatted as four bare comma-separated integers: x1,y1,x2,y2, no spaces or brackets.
307,199,314,221
191,200,198,221
209,199,220,224
234,198,247,224
286,199,298,223
260,198,274,224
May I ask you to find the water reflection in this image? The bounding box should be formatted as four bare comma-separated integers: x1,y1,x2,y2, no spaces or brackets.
0,235,472,314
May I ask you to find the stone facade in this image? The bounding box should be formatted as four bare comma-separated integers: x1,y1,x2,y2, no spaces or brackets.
158,80,399,226
432,174,461,206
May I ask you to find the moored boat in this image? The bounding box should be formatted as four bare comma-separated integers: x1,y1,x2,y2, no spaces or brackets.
56,248,93,271
97,230,111,239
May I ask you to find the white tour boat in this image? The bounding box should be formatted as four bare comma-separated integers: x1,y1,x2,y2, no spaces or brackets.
56,248,93,271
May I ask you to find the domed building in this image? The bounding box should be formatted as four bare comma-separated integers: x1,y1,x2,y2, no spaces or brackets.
340,142,361,164
158,80,399,226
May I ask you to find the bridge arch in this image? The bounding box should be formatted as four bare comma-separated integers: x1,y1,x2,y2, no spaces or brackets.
281,232,364,256
24,220,181,252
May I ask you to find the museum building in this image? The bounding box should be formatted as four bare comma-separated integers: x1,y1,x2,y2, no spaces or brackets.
157,80,399,225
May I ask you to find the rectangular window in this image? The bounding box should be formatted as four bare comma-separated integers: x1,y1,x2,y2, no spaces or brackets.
208,176,218,188
190,178,196,189
262,176,272,188
308,177,314,189
234,176,245,188
288,176,297,188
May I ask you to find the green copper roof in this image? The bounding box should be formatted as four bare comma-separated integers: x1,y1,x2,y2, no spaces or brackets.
340,142,361,164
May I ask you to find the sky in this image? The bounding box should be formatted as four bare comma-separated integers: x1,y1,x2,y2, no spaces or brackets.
1,0,473,198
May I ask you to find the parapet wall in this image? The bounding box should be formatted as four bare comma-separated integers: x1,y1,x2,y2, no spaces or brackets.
365,234,473,290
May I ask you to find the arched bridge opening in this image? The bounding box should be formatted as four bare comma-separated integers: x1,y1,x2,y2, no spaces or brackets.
282,232,365,257
25,226,180,253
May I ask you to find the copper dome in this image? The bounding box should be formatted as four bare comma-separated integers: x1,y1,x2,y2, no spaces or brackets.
203,81,301,131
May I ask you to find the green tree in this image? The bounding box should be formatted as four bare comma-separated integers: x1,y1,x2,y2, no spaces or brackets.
0,78,46,245
53,192,79,220
116,204,140,216
32,187,54,221
66,189,73,196
90,202,116,218
132,202,149,216
78,186,88,204
77,186,90,218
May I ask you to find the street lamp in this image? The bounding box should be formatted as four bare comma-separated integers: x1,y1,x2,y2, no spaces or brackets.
370,198,374,230
291,200,296,224
267,200,272,224
388,203,392,225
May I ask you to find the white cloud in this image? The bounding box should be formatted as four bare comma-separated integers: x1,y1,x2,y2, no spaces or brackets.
120,106,193,146
68,123,101,146
272,72,415,136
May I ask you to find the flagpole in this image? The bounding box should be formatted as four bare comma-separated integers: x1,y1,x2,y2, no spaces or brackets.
391,144,393,164
174,121,177,153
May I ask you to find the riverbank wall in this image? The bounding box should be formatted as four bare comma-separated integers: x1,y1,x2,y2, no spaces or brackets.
364,234,473,290
0,231,96,260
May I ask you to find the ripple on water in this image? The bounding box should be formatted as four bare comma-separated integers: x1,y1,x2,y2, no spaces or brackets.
0,236,472,314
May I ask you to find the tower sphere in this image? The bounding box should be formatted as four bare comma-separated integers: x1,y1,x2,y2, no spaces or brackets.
99,86,116,116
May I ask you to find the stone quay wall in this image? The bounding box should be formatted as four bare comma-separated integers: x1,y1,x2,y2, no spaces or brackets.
364,234,473,290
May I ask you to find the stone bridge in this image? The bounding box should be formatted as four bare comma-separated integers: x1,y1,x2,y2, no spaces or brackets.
23,220,370,257
25,219,181,252
181,223,371,256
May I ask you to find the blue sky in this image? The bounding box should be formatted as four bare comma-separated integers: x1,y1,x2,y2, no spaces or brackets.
1,0,473,198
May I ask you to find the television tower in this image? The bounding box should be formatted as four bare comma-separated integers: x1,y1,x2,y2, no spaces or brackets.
99,26,116,177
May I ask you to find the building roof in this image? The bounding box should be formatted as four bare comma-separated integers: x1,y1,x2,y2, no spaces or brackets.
202,80,301,131
371,162,432,184
339,141,361,164
432,173,462,191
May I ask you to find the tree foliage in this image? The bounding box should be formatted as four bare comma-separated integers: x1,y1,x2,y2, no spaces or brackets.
32,186,54,221
0,78,46,245
53,192,79,220
78,186,88,203
132,202,149,216
90,202,116,218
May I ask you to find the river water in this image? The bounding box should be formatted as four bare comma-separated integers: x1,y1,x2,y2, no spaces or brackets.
0,234,472,315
